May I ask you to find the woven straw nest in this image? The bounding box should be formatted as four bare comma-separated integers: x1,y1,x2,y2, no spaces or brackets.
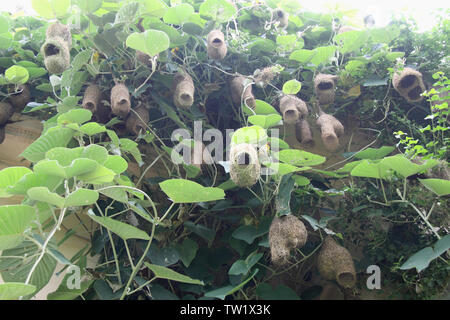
41,37,71,75
230,76,255,109
110,83,131,118
392,67,426,103
0,102,14,126
173,70,195,109
269,215,307,266
314,74,338,105
46,22,72,48
317,236,356,288
8,84,30,112
274,9,289,28
207,30,227,60
229,143,261,187
279,95,308,124
295,118,314,147
316,111,344,152
82,84,102,113
126,105,149,136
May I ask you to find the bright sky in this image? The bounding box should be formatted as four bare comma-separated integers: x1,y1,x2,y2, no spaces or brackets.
0,0,448,32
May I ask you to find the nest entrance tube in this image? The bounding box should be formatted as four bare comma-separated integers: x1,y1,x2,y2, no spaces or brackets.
316,109,344,152
229,143,261,187
126,105,149,136
392,67,426,103
173,70,195,109
110,83,131,119
314,74,337,106
41,37,70,75
295,118,314,147
230,76,255,109
207,30,227,60
82,84,101,113
317,236,356,289
279,95,307,125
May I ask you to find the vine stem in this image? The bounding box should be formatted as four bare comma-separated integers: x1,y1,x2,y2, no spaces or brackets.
120,222,156,300
24,207,67,287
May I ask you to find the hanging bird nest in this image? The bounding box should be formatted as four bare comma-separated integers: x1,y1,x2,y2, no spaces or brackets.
230,76,255,109
317,236,357,289
41,37,71,75
295,118,314,147
82,84,102,113
274,9,289,28
207,29,227,60
392,67,426,103
254,66,279,88
46,22,72,48
110,83,131,118
314,73,338,106
269,214,308,266
0,102,14,126
229,143,261,187
172,70,195,109
125,105,149,136
279,95,308,124
0,125,5,144
8,84,31,112
316,109,344,152
136,50,152,66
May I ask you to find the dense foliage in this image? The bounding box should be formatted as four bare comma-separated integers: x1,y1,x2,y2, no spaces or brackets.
0,0,448,300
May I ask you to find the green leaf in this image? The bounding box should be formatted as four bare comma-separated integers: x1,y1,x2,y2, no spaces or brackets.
334,30,367,54
228,251,263,276
81,144,109,164
243,99,279,115
176,238,198,267
144,262,204,285
231,126,268,146
5,65,29,85
72,50,93,72
87,212,150,240
31,0,70,19
276,175,295,216
7,173,61,196
34,158,98,179
350,160,392,180
0,283,36,300
293,175,310,186
275,149,326,167
47,280,93,300
114,2,139,24
73,0,102,14
380,155,427,178
0,205,35,251
77,165,116,184
0,15,10,33
163,3,194,25
354,146,395,160
142,0,168,17
205,269,258,300
231,218,271,244
0,240,57,297
289,49,315,63
183,221,216,243
79,122,107,136
282,79,302,95
336,160,363,173
199,0,236,23
20,127,74,163
248,114,282,129
126,30,170,57
159,179,225,203
310,46,336,66
256,283,300,300
0,167,32,198
264,163,309,176
27,187,65,208
103,156,128,174
57,109,92,125
419,179,450,196
65,189,99,207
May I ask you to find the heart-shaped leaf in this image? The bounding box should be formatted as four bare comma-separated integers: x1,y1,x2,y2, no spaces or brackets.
160,179,225,203
126,30,170,57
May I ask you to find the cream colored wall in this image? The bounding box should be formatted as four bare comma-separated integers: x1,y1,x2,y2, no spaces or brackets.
0,118,99,299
